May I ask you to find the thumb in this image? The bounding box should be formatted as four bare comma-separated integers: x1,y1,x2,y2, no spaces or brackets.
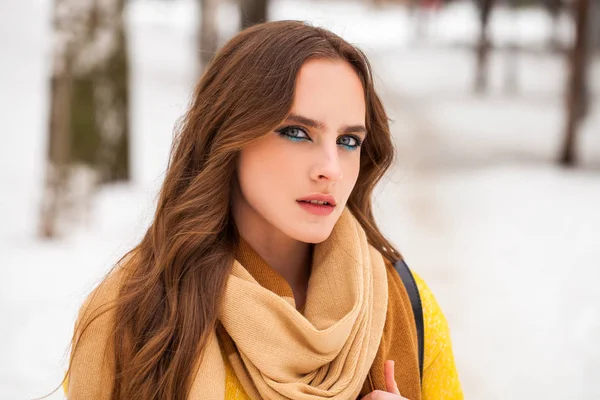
384,360,401,396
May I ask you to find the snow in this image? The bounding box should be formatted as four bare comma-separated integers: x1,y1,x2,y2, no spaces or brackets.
1,0,599,399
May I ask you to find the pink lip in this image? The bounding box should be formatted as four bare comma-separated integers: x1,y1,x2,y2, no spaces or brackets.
297,201,335,216
296,194,336,206
296,194,336,216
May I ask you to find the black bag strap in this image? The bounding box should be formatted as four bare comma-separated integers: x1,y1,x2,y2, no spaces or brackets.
393,259,424,383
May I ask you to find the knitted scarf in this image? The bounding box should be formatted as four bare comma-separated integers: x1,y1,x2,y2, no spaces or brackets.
192,208,388,399
66,208,421,400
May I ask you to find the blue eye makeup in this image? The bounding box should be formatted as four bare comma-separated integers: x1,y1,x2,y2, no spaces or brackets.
337,135,362,151
276,126,310,142
275,126,363,150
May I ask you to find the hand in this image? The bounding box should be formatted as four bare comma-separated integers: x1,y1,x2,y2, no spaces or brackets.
360,360,409,400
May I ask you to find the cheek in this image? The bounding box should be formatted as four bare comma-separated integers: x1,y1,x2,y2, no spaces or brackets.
342,154,361,194
238,141,300,202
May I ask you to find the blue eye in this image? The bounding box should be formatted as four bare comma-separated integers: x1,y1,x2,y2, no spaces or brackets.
337,135,362,151
276,126,310,142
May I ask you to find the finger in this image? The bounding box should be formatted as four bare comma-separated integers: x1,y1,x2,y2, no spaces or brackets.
361,390,406,400
384,360,401,396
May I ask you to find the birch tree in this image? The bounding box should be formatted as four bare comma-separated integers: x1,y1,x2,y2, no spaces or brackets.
40,0,130,238
239,0,268,30
559,0,591,166
199,0,220,70
474,0,494,93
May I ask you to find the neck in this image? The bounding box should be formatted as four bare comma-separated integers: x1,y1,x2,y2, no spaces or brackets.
232,190,313,291
241,230,313,290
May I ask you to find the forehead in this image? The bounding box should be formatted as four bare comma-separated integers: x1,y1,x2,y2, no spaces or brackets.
291,59,366,125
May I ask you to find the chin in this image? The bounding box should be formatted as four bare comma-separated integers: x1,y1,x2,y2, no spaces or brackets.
290,226,334,244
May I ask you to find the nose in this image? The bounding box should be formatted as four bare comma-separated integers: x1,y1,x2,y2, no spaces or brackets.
309,144,344,183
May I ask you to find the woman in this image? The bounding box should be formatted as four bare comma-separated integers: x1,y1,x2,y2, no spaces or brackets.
65,20,463,400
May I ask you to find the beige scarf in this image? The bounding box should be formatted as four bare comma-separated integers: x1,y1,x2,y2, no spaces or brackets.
192,207,389,399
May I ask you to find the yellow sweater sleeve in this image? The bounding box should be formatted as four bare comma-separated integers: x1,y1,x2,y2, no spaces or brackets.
412,272,464,400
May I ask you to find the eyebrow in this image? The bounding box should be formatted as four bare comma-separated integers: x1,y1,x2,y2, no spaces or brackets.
285,113,367,136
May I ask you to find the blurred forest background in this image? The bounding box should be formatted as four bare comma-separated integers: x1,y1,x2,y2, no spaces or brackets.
1,0,599,398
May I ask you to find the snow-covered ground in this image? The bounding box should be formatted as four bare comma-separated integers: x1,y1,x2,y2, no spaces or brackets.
1,0,599,399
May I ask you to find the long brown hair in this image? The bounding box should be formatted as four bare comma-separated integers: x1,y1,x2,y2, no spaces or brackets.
66,20,401,400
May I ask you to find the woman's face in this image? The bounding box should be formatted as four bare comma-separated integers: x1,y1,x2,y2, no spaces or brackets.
234,58,366,244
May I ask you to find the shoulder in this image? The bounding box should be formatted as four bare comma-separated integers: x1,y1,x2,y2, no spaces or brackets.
378,257,464,398
383,260,451,368
405,269,464,399
409,270,451,370
67,255,133,399
75,262,128,333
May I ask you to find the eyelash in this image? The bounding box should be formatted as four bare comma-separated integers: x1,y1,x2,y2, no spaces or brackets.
275,126,363,150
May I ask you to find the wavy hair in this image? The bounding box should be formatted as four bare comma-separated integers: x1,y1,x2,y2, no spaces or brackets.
65,20,401,400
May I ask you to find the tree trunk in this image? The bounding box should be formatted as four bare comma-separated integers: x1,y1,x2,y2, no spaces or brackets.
545,0,563,52
504,0,518,95
199,0,220,71
240,0,268,30
60,0,130,183
40,61,73,238
72,0,130,183
559,0,590,166
588,0,600,51
40,0,78,238
474,0,494,94
93,0,130,183
39,0,130,238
